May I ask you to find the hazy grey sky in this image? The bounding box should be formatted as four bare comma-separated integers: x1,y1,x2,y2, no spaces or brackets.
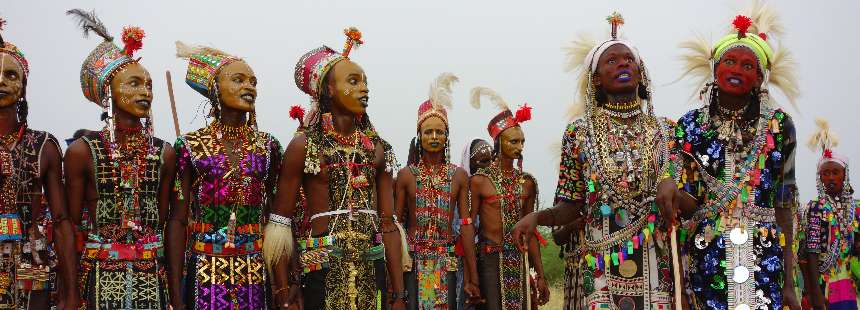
5,0,859,204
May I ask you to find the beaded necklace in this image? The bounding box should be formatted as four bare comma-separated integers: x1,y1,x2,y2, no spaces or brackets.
480,160,526,310
813,190,859,273
602,98,642,119
410,161,454,247
100,123,155,232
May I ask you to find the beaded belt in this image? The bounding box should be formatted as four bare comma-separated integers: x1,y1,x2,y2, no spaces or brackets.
0,214,23,241
189,222,262,234
309,209,377,221
192,238,263,256
16,263,51,291
84,235,163,261
299,234,385,273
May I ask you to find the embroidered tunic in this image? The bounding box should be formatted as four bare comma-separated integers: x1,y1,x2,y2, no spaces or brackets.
175,127,281,310
407,163,458,309
675,106,796,310
78,131,167,310
0,129,59,309
799,197,860,309
554,117,676,310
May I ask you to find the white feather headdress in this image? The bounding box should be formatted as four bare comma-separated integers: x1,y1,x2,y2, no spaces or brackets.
470,86,509,111
677,0,799,108
429,72,459,110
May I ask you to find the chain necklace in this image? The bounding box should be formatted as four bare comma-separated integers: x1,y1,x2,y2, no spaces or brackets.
592,109,658,204
712,103,755,155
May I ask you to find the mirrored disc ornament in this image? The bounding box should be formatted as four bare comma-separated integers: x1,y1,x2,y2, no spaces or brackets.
730,227,748,245
733,266,750,283
734,304,750,310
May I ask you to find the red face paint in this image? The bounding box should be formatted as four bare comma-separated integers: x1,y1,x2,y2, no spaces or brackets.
715,48,761,96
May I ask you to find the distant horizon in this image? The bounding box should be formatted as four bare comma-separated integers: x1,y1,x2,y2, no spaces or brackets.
5,0,858,205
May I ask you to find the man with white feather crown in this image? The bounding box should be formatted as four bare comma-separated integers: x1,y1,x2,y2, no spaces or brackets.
393,73,480,309
512,12,682,310
468,85,549,310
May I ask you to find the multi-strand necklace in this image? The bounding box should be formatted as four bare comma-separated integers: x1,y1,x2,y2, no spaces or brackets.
102,123,153,233
712,104,755,156
592,108,659,208
602,98,642,119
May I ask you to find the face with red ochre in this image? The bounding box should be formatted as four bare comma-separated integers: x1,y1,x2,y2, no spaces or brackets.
715,47,762,96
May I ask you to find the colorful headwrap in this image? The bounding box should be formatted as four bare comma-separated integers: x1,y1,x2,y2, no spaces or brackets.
713,15,773,73
416,72,458,130
0,17,30,80
175,41,242,99
677,1,799,107
808,118,847,169
294,27,363,100
564,12,654,120
67,9,145,107
470,87,532,141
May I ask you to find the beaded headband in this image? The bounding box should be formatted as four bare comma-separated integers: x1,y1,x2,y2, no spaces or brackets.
68,9,145,107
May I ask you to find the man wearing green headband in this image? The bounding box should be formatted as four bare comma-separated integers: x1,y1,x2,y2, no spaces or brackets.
664,6,802,310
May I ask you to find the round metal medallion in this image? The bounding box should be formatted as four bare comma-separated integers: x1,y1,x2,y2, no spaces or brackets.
618,260,638,278
730,227,748,245
733,266,750,283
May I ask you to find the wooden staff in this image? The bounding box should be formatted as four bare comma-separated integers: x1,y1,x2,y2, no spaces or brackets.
671,227,683,309
165,71,180,137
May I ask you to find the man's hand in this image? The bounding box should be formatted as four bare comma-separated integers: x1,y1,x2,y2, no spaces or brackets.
511,213,539,252
534,276,550,305
464,282,484,305
655,178,680,231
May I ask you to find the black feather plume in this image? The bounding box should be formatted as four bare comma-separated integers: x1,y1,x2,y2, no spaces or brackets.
66,9,113,41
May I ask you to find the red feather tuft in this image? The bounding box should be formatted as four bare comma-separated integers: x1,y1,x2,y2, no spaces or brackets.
289,105,305,121
120,26,145,57
514,103,532,124
757,32,768,41
824,149,833,158
732,15,752,38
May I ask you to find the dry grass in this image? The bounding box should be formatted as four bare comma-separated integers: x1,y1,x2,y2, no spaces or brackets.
540,284,565,309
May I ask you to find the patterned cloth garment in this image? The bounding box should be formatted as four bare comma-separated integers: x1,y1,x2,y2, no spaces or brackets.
675,106,797,310
0,129,59,309
78,131,168,310
407,163,458,310
175,124,281,310
798,197,860,310
554,116,676,310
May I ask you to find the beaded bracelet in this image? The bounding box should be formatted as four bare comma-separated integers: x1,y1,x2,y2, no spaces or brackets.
269,213,292,226
459,218,473,225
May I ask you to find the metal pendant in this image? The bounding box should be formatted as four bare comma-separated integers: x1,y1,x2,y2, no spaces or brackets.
729,227,748,245
733,265,750,283
618,259,637,278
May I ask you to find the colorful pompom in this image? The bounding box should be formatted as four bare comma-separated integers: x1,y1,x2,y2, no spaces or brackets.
514,103,532,124
758,32,768,41
120,26,145,57
732,15,752,38
342,27,363,57
824,149,833,159
289,105,305,121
